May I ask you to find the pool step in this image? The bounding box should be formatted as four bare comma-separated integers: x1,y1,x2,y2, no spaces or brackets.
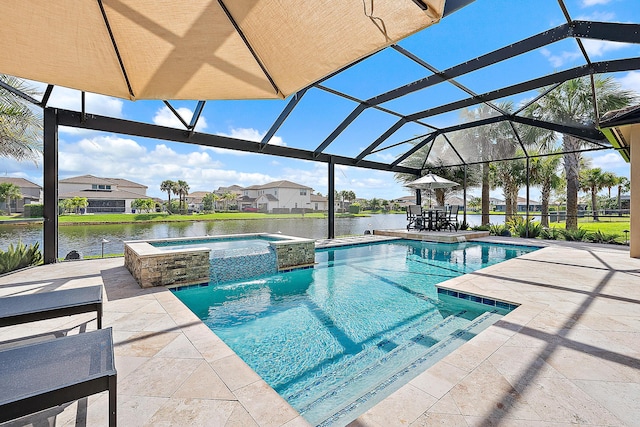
279,307,447,405
300,310,503,427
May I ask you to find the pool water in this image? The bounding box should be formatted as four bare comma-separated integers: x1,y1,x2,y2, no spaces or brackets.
172,240,538,426
151,235,280,257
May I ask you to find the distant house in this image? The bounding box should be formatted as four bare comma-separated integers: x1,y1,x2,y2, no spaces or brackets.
58,175,149,213
390,195,416,210
0,177,42,213
310,194,328,211
185,191,211,212
494,197,542,212
239,180,315,213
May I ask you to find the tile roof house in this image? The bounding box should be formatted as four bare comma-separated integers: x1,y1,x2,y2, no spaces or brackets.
0,177,42,213
239,180,315,213
58,175,150,214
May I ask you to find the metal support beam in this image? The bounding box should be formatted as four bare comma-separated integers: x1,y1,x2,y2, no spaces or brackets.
261,88,308,150
328,159,335,239
56,109,421,175
463,165,467,226
526,156,530,238
407,57,640,122
163,101,190,129
43,108,58,264
314,103,367,155
356,118,406,162
391,133,437,167
189,100,206,134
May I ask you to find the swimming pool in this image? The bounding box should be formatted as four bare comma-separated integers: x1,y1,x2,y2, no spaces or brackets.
172,240,538,426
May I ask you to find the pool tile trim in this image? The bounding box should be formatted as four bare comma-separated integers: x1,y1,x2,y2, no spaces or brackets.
436,287,519,311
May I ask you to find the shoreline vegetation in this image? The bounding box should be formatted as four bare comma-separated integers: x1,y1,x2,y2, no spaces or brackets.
0,211,375,226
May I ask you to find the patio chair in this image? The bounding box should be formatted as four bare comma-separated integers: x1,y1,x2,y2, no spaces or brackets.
0,285,103,329
427,206,447,231
406,205,425,230
0,327,117,426
440,205,461,231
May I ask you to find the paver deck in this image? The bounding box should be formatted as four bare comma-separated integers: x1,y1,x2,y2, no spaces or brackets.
1,236,639,426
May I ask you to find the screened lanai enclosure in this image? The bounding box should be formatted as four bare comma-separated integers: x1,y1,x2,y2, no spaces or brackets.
1,0,639,262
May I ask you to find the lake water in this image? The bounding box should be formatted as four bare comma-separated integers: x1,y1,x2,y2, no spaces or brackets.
0,213,512,258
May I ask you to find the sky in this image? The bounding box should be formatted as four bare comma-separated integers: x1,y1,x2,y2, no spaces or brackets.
2,0,639,203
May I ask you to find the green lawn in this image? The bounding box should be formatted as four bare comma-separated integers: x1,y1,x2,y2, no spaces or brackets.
548,219,630,235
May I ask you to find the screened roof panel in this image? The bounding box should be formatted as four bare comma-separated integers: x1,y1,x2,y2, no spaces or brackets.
379,80,472,117
398,0,565,71
321,48,437,101
273,87,357,151
322,108,403,158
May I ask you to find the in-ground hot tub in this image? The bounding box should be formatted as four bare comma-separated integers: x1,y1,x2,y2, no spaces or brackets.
124,233,315,288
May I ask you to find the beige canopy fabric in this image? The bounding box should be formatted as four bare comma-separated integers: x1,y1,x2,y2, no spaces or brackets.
0,0,444,101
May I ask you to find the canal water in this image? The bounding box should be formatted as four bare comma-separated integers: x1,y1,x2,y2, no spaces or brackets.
0,213,496,258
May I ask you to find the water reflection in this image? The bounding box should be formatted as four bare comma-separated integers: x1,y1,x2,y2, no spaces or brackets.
0,213,500,258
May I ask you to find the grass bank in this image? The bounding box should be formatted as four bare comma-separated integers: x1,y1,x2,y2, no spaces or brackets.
1,211,371,225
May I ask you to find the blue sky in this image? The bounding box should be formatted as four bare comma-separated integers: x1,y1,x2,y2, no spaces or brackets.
3,0,639,202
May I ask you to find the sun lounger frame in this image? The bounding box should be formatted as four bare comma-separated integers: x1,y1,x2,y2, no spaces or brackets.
0,327,117,426
0,285,103,329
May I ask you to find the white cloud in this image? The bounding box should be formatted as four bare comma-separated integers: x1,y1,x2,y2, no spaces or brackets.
32,86,126,136
199,127,286,156
575,11,615,20
46,87,124,117
581,0,612,6
153,106,208,131
218,127,286,146
540,47,581,68
581,39,630,58
590,152,629,170
617,71,640,94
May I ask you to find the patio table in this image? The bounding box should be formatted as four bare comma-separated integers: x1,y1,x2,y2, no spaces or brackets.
0,285,103,329
0,327,116,426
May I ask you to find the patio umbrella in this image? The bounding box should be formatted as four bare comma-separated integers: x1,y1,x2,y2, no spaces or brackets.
405,173,459,207
0,1,445,101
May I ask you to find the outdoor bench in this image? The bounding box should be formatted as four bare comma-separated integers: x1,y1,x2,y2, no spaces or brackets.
0,285,103,329
0,327,117,426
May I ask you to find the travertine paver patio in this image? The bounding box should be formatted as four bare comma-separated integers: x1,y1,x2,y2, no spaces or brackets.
1,237,639,426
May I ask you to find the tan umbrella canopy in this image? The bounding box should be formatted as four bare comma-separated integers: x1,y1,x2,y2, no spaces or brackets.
0,0,444,101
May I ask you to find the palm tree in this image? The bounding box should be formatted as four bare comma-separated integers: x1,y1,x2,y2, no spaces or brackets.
526,76,635,229
600,171,618,199
530,153,562,227
0,75,43,162
616,176,630,215
369,198,381,211
223,192,235,210
160,180,177,213
490,157,526,222
175,180,190,213
345,191,356,204
202,193,217,212
339,190,349,212
460,102,515,225
70,196,88,214
0,182,22,214
579,168,607,221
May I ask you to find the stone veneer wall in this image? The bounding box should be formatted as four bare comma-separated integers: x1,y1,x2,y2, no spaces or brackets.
274,241,315,270
124,245,210,288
